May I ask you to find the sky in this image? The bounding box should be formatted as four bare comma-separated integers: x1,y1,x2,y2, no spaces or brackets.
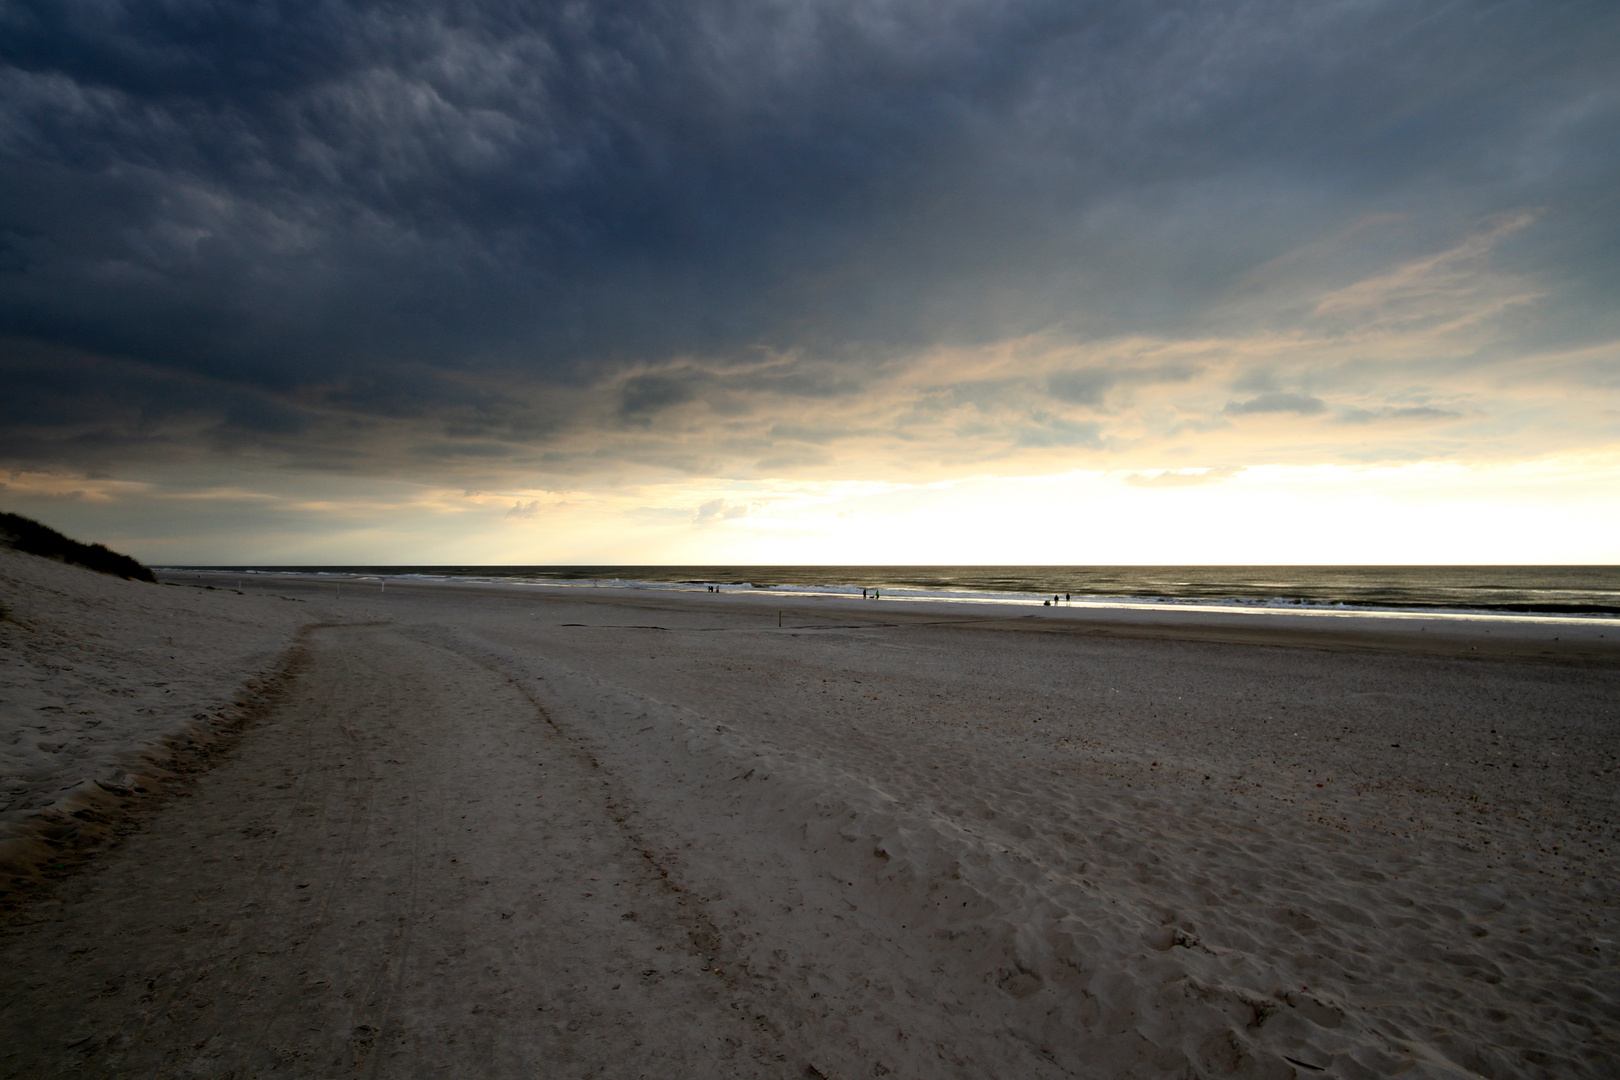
1,0,1617,565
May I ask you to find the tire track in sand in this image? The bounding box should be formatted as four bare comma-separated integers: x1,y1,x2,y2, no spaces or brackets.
0,623,810,1079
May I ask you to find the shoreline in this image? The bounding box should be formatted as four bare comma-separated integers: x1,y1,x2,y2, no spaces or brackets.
157,563,1620,619
163,568,1620,665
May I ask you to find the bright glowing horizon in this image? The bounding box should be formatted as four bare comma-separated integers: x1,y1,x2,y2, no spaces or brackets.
13,452,1619,567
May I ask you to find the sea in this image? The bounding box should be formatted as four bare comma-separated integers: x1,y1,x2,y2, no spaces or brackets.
182,565,1620,618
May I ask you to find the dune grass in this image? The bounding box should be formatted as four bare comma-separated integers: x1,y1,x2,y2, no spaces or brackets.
0,511,156,582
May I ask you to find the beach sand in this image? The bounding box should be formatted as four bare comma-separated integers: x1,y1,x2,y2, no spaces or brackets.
0,551,311,885
1,559,1616,1078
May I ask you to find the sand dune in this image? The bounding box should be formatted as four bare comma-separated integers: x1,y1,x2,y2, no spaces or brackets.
1,563,1616,1077
0,550,310,885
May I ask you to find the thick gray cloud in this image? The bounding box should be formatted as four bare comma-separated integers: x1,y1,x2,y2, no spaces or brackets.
1225,392,1327,417
1,0,1616,480
1335,406,1459,425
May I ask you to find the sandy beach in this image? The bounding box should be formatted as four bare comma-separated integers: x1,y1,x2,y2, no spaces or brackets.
2,554,1617,1078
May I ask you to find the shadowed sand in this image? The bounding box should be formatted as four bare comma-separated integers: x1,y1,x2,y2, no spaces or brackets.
1,562,1617,1078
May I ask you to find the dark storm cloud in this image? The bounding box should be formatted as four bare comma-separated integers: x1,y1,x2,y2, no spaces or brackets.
1,0,1616,474
220,395,311,436
619,374,696,421
0,337,297,465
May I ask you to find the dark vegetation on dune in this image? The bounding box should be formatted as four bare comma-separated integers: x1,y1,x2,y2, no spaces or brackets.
0,512,156,583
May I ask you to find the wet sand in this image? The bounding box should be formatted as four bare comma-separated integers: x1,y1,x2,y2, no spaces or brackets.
2,560,1617,1077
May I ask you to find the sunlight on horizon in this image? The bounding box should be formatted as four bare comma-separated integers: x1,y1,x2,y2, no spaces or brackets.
13,453,1614,566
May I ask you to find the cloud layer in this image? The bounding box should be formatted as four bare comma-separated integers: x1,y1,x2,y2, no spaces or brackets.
2,0,1617,532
